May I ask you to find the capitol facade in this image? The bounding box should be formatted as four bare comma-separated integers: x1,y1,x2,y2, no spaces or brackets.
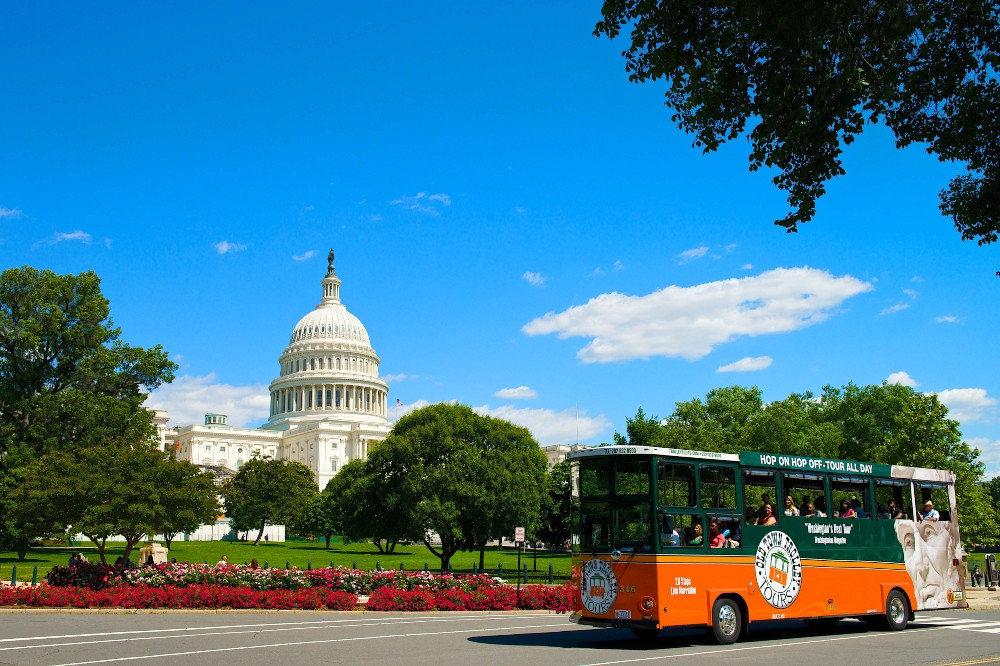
157,251,392,492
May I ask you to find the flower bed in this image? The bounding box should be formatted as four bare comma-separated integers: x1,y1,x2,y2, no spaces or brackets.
0,562,574,611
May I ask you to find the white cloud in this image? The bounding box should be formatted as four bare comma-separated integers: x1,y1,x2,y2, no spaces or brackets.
383,373,418,383
613,260,624,271
742,264,753,270
494,386,538,400
146,373,271,427
514,206,527,214
390,192,451,216
292,250,317,261
965,437,1000,478
388,399,438,423
717,356,773,373
214,240,247,254
936,315,960,324
49,230,92,245
473,404,611,446
879,303,910,315
887,371,919,388
678,245,709,264
0,206,23,218
522,271,546,287
903,288,918,300
523,267,873,363
935,388,998,424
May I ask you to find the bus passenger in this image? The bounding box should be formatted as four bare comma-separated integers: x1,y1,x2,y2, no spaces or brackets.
851,498,868,518
708,521,726,548
876,504,891,519
800,496,815,517
921,500,940,522
784,496,799,516
756,504,777,526
689,523,704,545
756,494,772,522
838,500,856,518
813,497,828,517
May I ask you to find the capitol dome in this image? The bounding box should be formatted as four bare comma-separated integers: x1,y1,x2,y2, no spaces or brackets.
265,251,389,430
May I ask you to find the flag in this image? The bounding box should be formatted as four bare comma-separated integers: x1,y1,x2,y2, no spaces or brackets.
396,399,402,407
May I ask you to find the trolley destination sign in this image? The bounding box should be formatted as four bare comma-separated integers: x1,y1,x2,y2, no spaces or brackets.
739,451,892,477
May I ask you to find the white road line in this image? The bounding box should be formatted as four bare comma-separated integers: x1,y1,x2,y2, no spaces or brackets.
47,622,568,666
0,612,543,644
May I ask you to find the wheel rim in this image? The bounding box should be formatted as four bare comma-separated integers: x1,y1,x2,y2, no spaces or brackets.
718,604,738,636
888,596,906,625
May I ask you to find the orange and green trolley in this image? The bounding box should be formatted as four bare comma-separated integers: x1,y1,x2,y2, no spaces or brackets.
569,446,966,643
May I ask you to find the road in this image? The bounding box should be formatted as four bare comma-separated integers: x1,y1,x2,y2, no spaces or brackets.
0,610,998,666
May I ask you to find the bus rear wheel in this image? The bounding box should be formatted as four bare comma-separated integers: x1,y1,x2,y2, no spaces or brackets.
711,597,743,644
883,590,909,631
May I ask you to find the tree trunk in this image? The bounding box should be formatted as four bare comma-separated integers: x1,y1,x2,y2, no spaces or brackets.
324,534,331,549
15,538,29,561
253,517,266,545
478,542,486,571
164,533,175,549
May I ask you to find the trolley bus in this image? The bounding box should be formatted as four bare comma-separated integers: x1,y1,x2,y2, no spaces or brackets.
569,446,966,643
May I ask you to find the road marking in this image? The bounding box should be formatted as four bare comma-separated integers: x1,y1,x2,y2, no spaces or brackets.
45,622,569,665
0,614,557,653
0,613,543,644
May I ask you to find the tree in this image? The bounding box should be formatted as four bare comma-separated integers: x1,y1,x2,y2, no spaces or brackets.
11,444,219,563
538,459,573,549
152,460,220,549
363,404,548,571
0,266,176,554
595,2,1000,260
0,266,175,459
222,458,318,545
326,457,422,554
293,489,338,549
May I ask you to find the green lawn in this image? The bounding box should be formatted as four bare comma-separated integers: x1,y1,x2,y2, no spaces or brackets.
1,538,573,584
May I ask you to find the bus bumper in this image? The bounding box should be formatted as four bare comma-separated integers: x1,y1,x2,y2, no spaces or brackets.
569,612,659,631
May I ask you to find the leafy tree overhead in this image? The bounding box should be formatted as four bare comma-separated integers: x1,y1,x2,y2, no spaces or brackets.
538,459,573,550
222,458,318,545
152,460,221,549
0,266,176,459
595,2,1000,258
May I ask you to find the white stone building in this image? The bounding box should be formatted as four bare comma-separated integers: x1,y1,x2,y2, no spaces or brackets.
161,252,392,491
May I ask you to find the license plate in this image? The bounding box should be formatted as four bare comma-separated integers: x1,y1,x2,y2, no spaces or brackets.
615,610,631,619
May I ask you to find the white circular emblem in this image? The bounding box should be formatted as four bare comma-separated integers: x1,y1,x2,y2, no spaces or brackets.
754,530,803,609
580,559,618,615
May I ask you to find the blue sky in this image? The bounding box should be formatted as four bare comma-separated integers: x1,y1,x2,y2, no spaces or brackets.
2,3,998,476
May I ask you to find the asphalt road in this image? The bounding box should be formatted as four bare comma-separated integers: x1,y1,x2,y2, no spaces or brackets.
1,610,999,666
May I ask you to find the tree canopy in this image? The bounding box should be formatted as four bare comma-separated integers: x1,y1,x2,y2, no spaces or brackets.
328,404,548,571
222,458,318,545
0,266,176,460
618,382,999,545
595,2,1000,259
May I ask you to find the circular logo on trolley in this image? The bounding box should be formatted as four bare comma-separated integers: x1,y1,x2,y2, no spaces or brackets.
754,530,803,609
580,559,618,615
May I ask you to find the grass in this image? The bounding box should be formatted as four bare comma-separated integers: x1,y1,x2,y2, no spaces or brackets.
1,538,573,584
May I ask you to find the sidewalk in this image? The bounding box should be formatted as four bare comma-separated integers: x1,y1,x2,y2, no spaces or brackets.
965,586,1000,610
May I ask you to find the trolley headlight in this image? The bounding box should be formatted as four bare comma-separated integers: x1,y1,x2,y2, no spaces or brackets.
611,550,622,561
640,596,656,612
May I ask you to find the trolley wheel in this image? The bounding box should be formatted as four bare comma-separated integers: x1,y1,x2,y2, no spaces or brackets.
883,589,910,631
711,597,743,644
630,627,660,642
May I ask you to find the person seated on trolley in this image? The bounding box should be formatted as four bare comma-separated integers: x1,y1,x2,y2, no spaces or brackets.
813,496,828,517
838,499,856,518
689,522,704,545
920,500,940,521
800,496,815,518
755,503,777,526
708,521,726,548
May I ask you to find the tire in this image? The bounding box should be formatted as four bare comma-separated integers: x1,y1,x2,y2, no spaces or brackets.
884,589,910,631
711,597,743,644
630,627,660,642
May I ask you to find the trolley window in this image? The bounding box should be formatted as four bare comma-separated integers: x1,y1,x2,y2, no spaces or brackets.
657,461,695,508
700,465,737,509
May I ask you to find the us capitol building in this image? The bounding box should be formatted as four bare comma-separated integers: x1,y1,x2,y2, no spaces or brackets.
155,250,392,492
